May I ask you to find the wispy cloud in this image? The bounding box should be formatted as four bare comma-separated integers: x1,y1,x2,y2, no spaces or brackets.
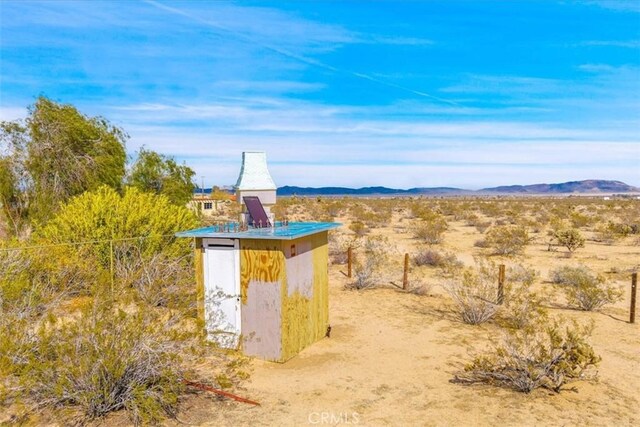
586,0,640,13
578,40,640,48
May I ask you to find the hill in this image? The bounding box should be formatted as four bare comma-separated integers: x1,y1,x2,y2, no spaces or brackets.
275,180,639,196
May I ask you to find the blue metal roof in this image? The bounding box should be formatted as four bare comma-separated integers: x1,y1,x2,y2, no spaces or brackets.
175,221,341,240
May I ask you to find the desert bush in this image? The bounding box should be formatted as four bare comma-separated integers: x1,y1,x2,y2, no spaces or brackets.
550,265,623,311
551,228,585,253
484,225,530,256
412,212,448,244
405,280,432,296
453,318,600,393
413,249,463,277
443,259,501,324
347,236,392,290
499,264,545,330
413,248,444,267
474,221,492,234
1,299,193,424
348,221,368,237
328,233,359,265
595,221,632,244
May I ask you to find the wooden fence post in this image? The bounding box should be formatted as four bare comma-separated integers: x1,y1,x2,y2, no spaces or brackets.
497,264,505,304
631,272,637,324
403,253,409,290
347,247,352,278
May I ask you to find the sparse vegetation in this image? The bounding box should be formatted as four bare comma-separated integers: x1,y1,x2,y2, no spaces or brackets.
550,265,623,311
453,318,600,393
412,212,448,244
552,228,585,254
443,259,501,325
484,225,530,256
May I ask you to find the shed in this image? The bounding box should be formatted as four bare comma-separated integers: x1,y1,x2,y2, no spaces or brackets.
177,222,339,362
176,152,340,362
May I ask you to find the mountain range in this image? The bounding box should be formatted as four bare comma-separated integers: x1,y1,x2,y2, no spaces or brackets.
275,180,639,196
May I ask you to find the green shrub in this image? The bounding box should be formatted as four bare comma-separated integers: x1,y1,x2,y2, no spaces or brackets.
485,225,530,256
552,228,585,253
453,318,600,393
550,265,623,311
413,212,448,244
2,299,192,424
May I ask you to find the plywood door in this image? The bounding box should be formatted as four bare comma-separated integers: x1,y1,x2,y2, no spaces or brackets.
204,242,241,348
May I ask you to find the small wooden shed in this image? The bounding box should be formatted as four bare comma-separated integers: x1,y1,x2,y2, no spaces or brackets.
177,222,339,362
177,151,339,362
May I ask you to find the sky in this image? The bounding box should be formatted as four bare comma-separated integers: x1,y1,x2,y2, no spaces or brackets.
0,0,639,189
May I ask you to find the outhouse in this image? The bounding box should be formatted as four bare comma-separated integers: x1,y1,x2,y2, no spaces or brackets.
177,152,339,362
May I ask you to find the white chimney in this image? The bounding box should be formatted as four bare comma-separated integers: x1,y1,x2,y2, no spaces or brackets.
235,151,277,223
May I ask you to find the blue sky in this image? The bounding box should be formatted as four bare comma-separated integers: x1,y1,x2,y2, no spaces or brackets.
1,0,639,189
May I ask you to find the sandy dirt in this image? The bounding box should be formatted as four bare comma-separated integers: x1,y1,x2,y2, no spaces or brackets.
169,207,640,427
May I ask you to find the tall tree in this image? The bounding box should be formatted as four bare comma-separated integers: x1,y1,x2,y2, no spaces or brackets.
0,96,127,226
127,148,195,206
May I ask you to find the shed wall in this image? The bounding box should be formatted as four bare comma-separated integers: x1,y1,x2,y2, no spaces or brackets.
280,231,329,361
239,232,329,362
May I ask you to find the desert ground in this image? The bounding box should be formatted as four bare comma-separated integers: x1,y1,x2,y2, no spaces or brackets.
166,196,639,427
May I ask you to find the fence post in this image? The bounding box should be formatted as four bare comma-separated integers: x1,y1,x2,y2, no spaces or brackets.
631,272,637,324
497,264,505,304
109,239,115,294
347,247,352,278
403,253,409,290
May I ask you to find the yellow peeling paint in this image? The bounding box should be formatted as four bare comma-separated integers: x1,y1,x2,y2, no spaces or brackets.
240,240,285,305
230,233,330,362
280,231,329,361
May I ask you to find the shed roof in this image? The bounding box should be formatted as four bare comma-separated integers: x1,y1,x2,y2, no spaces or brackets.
235,151,277,191
176,221,340,241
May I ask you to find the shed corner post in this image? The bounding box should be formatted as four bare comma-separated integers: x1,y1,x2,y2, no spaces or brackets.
194,237,205,324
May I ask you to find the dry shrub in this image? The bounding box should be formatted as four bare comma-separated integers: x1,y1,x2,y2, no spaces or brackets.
595,221,632,244
484,225,530,256
413,249,463,274
550,265,623,311
443,259,500,324
413,213,448,244
328,233,359,265
346,236,392,290
348,221,368,237
499,264,545,330
0,289,206,425
405,280,432,296
453,318,600,393
475,221,492,234
413,248,444,267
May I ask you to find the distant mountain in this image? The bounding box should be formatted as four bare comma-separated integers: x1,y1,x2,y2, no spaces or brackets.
276,180,639,196
276,186,472,196
480,180,639,194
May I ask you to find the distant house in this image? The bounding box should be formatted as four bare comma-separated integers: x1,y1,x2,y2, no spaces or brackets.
189,192,235,216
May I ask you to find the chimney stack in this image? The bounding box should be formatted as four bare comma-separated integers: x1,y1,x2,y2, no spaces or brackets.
235,151,276,224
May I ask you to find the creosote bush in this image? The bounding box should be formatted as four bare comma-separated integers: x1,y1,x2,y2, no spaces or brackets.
412,212,448,244
453,318,600,393
550,265,623,311
551,228,585,254
11,300,190,424
347,236,392,290
443,259,500,324
484,225,530,256
0,187,249,424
